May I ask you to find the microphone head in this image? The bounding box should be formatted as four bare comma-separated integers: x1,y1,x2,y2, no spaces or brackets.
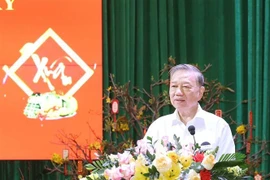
200,141,211,151
188,125,196,135
201,141,210,146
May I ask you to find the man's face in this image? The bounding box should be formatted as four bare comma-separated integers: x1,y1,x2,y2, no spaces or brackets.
169,70,204,111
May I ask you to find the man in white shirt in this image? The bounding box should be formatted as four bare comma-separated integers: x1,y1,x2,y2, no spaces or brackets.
144,64,235,160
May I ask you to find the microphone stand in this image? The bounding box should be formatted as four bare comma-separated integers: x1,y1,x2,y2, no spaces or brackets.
188,125,200,152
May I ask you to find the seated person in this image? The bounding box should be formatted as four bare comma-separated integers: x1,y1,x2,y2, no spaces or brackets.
144,64,235,160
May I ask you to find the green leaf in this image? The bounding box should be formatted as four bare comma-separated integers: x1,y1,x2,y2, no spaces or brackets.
146,150,155,161
173,134,182,150
85,159,108,173
189,162,204,172
218,152,246,162
212,161,247,170
85,163,96,171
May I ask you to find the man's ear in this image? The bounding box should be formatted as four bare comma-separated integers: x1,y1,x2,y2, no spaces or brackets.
199,86,205,99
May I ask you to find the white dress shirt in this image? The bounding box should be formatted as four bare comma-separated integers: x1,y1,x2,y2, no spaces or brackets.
144,105,235,160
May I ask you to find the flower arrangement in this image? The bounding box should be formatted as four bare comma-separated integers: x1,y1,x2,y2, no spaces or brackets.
81,135,248,180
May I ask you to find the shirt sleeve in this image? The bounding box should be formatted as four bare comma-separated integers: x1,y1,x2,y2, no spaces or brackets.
216,123,236,160
143,121,158,142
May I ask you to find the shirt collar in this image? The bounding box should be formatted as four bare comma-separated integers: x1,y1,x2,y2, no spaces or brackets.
172,104,206,130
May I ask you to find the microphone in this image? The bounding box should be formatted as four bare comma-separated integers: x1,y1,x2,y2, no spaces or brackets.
188,125,195,135
200,141,211,151
188,125,198,150
201,141,210,146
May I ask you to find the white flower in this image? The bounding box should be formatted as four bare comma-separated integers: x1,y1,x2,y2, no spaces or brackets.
108,154,118,162
188,169,201,180
227,166,244,177
135,139,154,155
201,154,215,170
180,143,194,156
152,153,172,173
117,151,134,165
204,149,217,156
78,177,87,180
88,173,101,180
136,154,147,165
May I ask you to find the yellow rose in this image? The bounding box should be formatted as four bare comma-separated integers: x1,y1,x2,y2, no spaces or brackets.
201,154,215,170
167,151,180,163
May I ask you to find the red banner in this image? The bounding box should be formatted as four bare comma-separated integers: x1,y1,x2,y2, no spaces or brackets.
0,0,102,159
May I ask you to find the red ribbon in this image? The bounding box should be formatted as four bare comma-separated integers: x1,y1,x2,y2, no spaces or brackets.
64,162,68,175
89,149,92,163
249,111,253,140
77,160,83,175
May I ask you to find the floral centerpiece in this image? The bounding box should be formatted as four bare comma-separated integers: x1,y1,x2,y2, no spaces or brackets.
81,135,248,180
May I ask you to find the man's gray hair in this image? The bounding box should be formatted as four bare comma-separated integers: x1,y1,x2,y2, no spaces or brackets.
169,64,204,86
